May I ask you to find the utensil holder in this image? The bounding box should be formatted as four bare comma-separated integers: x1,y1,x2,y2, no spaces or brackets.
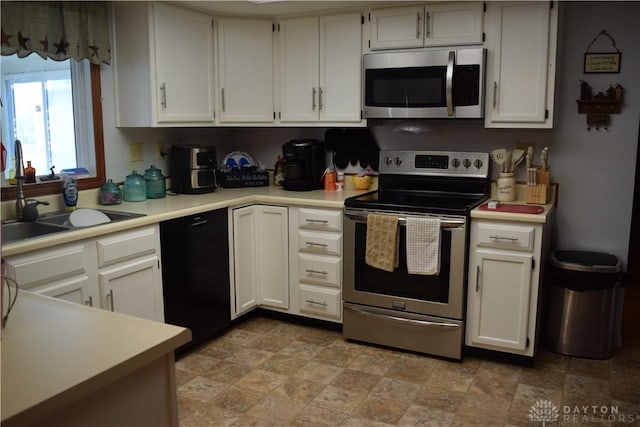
526,167,550,204
497,173,516,202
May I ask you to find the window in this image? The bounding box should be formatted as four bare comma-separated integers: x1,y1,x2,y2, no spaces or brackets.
0,55,105,200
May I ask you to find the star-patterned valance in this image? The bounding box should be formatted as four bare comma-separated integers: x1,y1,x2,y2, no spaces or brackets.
1,1,111,65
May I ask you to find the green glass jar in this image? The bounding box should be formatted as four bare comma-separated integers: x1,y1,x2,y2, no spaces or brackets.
124,170,147,202
144,165,166,199
99,179,122,205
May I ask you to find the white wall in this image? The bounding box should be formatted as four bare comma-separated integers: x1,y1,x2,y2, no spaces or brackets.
99,1,640,268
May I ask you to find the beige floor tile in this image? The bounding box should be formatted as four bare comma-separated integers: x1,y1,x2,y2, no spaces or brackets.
176,352,219,374
348,351,398,376
224,346,274,367
246,334,294,353
311,384,367,413
219,327,262,346
428,366,476,393
297,328,343,347
563,373,611,398
258,353,309,376
202,360,253,384
233,315,282,333
234,368,289,393
198,339,244,360
268,322,309,339
181,406,242,427
455,392,511,424
519,366,565,391
272,377,327,403
512,383,563,407
369,377,422,403
177,375,229,403
176,395,201,420
295,360,344,384
289,404,350,427
413,384,466,413
245,394,306,423
331,368,383,393
279,340,324,359
209,385,265,413
313,345,360,367
175,366,198,387
385,356,435,384
397,404,456,427
350,395,410,425
341,417,395,427
569,356,611,380
535,349,570,372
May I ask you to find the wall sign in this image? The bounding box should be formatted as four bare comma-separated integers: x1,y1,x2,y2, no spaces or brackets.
584,30,621,74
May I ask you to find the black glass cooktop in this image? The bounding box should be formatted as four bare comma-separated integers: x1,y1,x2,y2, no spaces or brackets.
344,190,487,215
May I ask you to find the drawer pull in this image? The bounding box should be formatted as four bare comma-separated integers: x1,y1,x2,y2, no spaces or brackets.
85,296,93,307
305,219,329,224
489,235,519,242
305,299,328,307
475,265,481,292
107,289,115,311
305,241,328,248
305,269,328,275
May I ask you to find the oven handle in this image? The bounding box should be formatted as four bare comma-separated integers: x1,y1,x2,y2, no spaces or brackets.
344,211,464,229
344,306,461,329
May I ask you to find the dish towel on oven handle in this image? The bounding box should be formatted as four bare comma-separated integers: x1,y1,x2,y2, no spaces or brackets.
406,216,441,275
365,213,399,272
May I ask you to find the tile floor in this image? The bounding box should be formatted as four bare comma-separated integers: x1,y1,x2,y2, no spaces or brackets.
176,313,640,427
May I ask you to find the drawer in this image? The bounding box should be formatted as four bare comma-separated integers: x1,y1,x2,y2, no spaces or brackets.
96,226,158,268
299,284,341,320
298,230,342,256
298,208,342,232
298,253,341,287
476,223,535,252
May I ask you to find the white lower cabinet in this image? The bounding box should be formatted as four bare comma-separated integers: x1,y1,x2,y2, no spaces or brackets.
231,205,289,318
466,219,549,357
230,205,343,323
4,225,164,322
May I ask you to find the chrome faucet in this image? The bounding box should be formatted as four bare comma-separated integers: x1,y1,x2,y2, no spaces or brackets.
14,140,27,220
13,140,48,221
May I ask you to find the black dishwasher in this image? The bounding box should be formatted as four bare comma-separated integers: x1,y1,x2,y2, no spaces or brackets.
160,208,230,353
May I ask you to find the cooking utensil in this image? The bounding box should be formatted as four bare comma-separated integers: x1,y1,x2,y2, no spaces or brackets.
541,147,549,170
503,150,512,173
511,149,525,172
491,148,506,171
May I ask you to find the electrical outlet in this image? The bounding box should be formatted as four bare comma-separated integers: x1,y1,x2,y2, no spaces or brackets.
157,143,168,160
129,143,143,162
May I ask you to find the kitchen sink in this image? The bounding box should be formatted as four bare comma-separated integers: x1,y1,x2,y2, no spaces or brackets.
37,209,146,227
1,221,70,244
1,209,146,245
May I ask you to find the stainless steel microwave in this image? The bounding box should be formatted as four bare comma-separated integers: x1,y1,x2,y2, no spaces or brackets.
363,47,486,119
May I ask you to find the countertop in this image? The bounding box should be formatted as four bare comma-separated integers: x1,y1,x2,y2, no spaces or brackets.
0,291,191,426
1,186,364,257
471,184,557,223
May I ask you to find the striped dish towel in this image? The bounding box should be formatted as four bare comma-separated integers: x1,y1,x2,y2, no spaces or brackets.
365,214,399,272
406,216,441,275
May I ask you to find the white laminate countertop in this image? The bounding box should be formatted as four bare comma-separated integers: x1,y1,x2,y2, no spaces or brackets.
0,291,191,426
471,184,557,223
1,186,365,257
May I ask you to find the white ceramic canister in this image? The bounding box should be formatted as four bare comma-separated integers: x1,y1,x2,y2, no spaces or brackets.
497,172,516,202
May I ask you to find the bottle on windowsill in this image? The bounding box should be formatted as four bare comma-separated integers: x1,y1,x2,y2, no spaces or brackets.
25,160,36,183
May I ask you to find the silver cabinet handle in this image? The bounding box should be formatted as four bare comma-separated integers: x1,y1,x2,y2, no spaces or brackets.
489,235,519,241
344,306,460,328
416,12,421,38
85,296,93,307
306,219,328,224
305,299,328,307
305,241,328,248
475,265,481,292
107,289,115,311
493,81,498,108
319,87,323,111
221,88,225,112
446,51,455,116
305,269,328,275
312,87,316,111
191,219,208,227
160,82,167,109
425,12,430,37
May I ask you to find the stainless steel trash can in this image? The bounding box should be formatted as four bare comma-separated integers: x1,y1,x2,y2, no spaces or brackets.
545,250,621,359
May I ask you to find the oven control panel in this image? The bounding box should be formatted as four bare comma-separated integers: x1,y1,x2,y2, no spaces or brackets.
379,150,490,178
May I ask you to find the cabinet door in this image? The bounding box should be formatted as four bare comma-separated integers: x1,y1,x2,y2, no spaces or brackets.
319,13,362,122
369,5,424,50
99,256,164,322
37,277,95,307
485,2,555,128
218,18,274,122
425,2,484,46
256,205,289,309
232,206,259,315
278,17,320,122
153,3,215,123
468,248,533,351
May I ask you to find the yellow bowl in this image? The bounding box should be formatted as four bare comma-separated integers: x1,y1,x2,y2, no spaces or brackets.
352,175,372,190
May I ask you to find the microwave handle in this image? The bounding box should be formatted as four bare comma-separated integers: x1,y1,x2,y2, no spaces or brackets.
446,51,455,116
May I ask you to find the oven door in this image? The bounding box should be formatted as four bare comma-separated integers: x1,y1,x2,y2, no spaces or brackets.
343,209,467,320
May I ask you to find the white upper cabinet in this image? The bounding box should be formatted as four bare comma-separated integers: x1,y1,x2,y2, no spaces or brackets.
425,2,484,46
368,2,484,50
278,13,362,124
218,18,274,123
113,2,215,126
484,1,558,128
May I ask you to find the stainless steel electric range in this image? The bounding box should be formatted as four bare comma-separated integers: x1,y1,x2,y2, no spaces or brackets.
343,150,490,360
